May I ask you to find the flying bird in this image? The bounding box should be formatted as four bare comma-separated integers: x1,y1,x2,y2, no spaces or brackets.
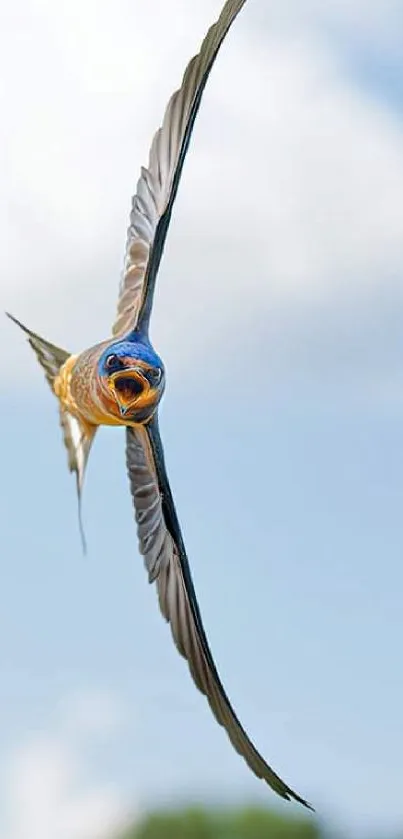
8,0,313,810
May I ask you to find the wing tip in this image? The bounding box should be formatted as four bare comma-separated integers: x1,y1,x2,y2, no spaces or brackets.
282,784,315,811
5,311,24,331
290,792,315,812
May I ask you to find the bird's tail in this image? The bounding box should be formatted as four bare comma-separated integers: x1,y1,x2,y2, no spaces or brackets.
6,313,97,549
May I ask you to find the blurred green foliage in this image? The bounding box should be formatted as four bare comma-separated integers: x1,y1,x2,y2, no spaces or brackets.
121,806,321,839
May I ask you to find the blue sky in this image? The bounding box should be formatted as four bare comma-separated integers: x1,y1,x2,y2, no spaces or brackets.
1,0,403,836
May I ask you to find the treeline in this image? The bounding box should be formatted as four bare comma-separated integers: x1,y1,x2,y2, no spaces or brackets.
118,805,322,839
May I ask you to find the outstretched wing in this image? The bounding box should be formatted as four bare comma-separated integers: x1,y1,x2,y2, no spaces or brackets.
6,312,97,546
125,419,313,809
58,409,97,550
112,0,247,338
6,312,70,387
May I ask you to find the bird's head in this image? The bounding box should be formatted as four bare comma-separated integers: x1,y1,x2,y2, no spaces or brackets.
97,338,165,423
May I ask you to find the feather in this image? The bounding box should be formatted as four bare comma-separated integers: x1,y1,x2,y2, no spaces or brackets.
125,418,313,809
112,0,248,337
6,313,97,548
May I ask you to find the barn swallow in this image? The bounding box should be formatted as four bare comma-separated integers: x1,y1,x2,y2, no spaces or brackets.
7,0,312,810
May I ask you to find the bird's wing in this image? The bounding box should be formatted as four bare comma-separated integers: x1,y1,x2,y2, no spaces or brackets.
6,312,97,547
125,419,313,809
112,0,247,338
6,312,70,389
58,409,97,550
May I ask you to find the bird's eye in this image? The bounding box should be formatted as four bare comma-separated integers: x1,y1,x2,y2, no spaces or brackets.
105,354,123,370
147,367,162,385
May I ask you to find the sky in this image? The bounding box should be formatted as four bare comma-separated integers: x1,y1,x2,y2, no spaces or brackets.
1,0,403,836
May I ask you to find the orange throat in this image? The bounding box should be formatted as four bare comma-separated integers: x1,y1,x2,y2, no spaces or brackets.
53,352,155,428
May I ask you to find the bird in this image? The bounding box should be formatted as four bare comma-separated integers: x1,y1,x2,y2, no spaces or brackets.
7,0,313,810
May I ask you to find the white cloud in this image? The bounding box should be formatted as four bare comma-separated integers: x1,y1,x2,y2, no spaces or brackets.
0,691,129,839
1,0,403,385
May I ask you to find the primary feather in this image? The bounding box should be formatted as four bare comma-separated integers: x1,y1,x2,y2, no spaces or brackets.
112,0,248,337
6,313,97,544
126,421,313,809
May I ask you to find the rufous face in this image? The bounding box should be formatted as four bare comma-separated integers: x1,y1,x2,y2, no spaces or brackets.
67,338,165,427
101,354,164,423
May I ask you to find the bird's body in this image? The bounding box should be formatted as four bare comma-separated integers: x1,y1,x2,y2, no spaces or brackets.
54,334,164,428
8,0,313,811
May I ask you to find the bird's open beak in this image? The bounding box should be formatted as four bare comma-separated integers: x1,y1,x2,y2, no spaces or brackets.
108,368,150,416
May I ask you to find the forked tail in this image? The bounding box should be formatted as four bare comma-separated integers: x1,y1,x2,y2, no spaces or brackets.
6,313,97,549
